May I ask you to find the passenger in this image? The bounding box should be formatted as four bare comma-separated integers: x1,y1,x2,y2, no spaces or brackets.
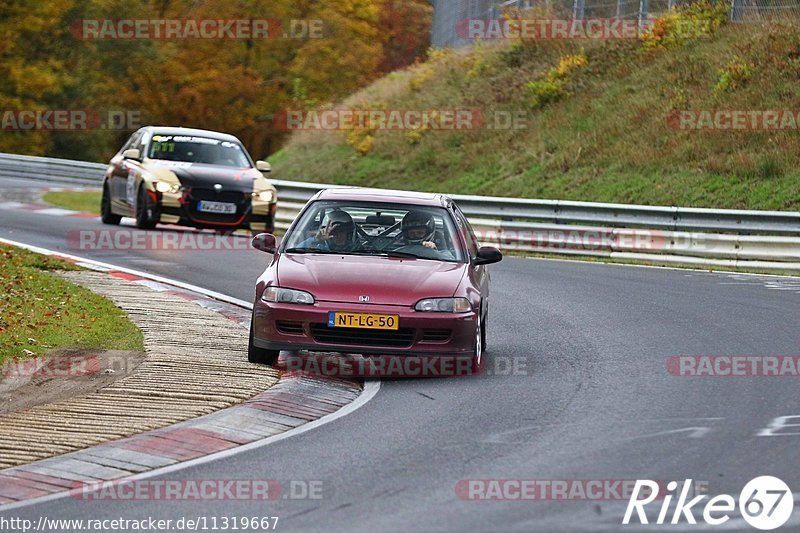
299,210,361,252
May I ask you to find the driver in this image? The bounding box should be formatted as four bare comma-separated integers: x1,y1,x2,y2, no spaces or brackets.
393,211,454,260
400,210,438,250
299,209,361,252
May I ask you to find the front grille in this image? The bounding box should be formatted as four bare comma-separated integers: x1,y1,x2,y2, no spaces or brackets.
191,188,246,203
422,329,451,342
187,188,248,223
310,324,414,348
276,321,304,335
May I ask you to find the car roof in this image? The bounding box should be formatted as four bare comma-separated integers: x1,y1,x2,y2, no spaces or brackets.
142,126,242,143
313,187,451,208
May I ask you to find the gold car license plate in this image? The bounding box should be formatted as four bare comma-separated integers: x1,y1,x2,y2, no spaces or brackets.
328,312,399,330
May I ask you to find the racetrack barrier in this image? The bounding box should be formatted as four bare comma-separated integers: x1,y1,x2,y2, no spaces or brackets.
2,152,798,270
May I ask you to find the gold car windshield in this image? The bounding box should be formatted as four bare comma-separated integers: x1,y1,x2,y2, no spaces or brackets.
148,135,251,168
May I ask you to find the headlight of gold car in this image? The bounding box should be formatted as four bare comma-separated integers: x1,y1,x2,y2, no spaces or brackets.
253,190,276,203
154,181,181,194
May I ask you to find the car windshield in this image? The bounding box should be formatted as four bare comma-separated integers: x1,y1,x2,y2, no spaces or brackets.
147,135,251,168
282,201,465,262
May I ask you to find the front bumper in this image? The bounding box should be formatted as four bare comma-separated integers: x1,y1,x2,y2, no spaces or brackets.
158,190,276,231
253,299,477,356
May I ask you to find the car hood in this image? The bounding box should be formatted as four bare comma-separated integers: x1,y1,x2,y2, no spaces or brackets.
146,161,263,192
276,254,467,306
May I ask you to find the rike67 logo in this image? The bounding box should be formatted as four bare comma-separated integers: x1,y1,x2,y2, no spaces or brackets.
623,476,793,530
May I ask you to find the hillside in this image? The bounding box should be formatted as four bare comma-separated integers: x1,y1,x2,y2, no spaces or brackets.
270,6,800,210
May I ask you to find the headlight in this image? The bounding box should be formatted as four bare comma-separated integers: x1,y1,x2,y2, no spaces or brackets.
253,190,276,203
261,287,315,305
415,297,472,313
155,181,180,194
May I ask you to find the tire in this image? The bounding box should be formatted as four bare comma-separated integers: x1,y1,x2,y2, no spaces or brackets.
470,311,484,375
481,303,488,353
135,185,157,230
100,183,122,225
248,314,280,366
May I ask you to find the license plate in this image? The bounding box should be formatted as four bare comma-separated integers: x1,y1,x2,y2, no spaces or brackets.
197,200,237,214
328,312,399,330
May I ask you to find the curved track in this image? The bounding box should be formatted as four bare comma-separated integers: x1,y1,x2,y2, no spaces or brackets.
2,177,800,531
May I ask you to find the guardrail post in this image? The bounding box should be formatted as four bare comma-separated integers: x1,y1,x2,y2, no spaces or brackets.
573,0,585,20
730,0,744,21
639,0,649,28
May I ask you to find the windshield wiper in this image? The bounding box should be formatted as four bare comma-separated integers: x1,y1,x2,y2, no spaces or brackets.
347,250,388,256
385,250,422,259
284,247,330,254
346,249,421,259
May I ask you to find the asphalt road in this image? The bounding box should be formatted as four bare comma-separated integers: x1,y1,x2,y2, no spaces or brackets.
2,177,800,531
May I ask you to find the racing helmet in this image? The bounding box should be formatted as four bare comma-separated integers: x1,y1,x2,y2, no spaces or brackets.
401,211,436,244
324,209,356,248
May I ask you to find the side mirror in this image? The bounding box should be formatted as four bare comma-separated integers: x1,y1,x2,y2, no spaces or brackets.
252,233,277,254
474,246,502,266
256,160,271,172
122,148,141,160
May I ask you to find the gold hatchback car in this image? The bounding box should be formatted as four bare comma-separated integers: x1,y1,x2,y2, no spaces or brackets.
101,126,277,234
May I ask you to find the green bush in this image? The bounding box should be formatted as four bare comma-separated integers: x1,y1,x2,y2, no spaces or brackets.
525,52,587,109
714,59,753,95
526,78,568,109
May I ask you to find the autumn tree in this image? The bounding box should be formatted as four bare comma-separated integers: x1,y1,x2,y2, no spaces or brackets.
0,0,433,161
377,0,433,74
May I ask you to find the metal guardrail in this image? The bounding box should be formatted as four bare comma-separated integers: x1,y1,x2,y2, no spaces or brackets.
1,152,799,270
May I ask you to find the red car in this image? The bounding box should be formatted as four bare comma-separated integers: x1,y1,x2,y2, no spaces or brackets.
248,188,502,374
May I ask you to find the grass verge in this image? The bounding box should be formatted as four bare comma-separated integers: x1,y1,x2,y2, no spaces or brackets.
0,244,144,365
42,190,101,214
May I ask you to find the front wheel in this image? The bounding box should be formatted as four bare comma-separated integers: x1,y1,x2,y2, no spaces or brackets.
248,314,280,366
135,185,157,230
470,313,484,375
100,183,122,225
482,304,488,352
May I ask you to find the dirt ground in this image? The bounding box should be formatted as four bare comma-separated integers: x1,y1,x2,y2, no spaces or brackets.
0,348,145,414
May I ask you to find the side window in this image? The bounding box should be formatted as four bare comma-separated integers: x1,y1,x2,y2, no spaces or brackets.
453,205,478,258
135,131,150,157
120,131,141,153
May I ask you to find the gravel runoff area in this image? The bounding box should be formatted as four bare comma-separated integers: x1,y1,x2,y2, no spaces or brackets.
0,270,280,469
